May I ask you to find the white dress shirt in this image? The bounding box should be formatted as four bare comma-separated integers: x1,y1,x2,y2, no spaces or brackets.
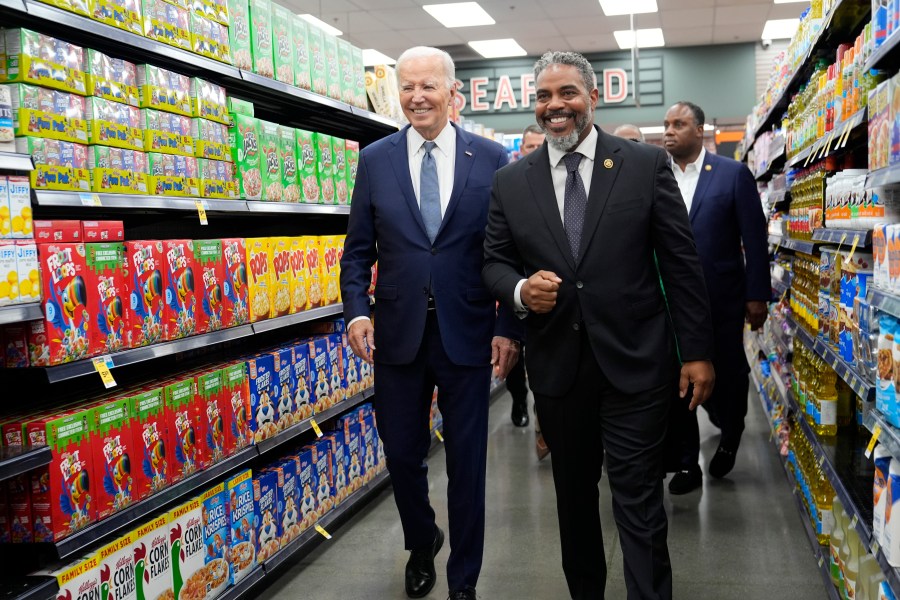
407,122,456,216
671,147,705,214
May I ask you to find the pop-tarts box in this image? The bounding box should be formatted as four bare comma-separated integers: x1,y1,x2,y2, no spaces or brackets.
225,469,255,584
252,469,280,564
270,346,296,431
876,223,891,290
310,438,333,517
271,458,300,547
878,313,899,425
246,353,278,443
291,341,313,420
200,482,230,600
309,336,331,413
294,446,317,531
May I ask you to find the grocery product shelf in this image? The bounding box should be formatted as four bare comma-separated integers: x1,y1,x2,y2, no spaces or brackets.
867,24,900,72
0,302,42,326
866,410,900,464
772,274,790,298
754,144,786,182
0,152,34,172
32,191,247,214
769,234,820,254
868,162,900,188
215,567,265,600
249,303,345,334
786,107,867,169
0,576,58,600
869,289,900,320
812,228,873,248
789,315,875,401
0,445,51,482
244,201,350,215
768,189,789,207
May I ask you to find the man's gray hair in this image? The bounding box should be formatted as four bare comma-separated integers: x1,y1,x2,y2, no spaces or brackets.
396,46,456,89
534,51,596,93
522,123,544,137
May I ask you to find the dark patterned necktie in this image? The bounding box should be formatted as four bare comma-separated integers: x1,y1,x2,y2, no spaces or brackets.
563,152,587,259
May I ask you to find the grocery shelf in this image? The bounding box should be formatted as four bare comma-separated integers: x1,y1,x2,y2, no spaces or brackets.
33,191,247,214
768,189,789,207
870,289,900,321
0,576,57,600
0,302,43,326
215,567,265,600
0,445,51,482
0,152,34,172
786,107,867,169
866,410,900,464
249,303,345,334
239,71,352,115
772,274,790,298
754,143,786,182
867,24,900,72
769,234,820,254
244,201,350,215
789,316,875,401
868,162,900,188
812,228,873,248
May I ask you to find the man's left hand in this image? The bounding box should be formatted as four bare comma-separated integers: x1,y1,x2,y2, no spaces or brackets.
746,300,768,331
491,336,520,379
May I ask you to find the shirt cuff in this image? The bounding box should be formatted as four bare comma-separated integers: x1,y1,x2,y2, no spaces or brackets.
347,315,372,329
514,279,528,318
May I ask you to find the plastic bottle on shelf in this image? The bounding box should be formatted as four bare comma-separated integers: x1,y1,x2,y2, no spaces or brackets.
818,361,839,437
816,466,835,545
845,523,862,598
832,497,847,589
858,554,885,600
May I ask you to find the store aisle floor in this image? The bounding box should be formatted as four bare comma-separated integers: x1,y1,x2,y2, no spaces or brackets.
259,387,827,599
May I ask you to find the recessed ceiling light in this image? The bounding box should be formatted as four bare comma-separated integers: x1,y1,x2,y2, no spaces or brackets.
613,28,665,49
300,14,343,37
362,49,396,66
761,18,799,40
599,0,658,16
423,2,495,28
468,38,527,58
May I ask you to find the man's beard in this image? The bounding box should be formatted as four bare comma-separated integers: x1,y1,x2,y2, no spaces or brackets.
540,110,591,152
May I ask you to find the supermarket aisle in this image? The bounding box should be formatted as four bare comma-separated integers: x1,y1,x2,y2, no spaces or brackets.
259,387,827,599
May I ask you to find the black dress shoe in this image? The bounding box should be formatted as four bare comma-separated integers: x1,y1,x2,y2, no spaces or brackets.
511,400,529,427
405,526,444,598
668,465,702,495
709,446,737,479
448,588,477,600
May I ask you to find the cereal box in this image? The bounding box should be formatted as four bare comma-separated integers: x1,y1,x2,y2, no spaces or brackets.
197,369,227,464
193,239,224,334
198,484,231,600
137,65,192,116
83,221,125,242
306,25,326,96
2,324,28,366
291,16,312,91
124,240,165,347
198,159,237,199
86,96,143,150
271,458,300,546
296,128,318,203
192,118,229,162
0,485,12,543
288,237,306,313
190,79,227,124
16,137,90,192
246,237,271,322
222,361,251,450
7,83,88,144
339,416,363,494
164,376,202,480
192,0,228,24
323,33,340,101
8,473,33,542
271,3,293,85
310,438,333,516
343,333,361,396
291,341,313,420
228,113,261,200
269,236,291,318
35,220,81,243
7,175,31,239
169,496,210,600
227,0,252,71
320,236,341,306
252,469,279,563
249,0,274,79
227,97,254,117
190,13,232,65
345,139,359,198
326,332,345,405
90,398,141,518
0,243,16,307
129,387,170,496
258,120,282,201
278,125,299,203
303,235,323,309
221,238,248,327
360,412,377,483
294,447,317,530
39,241,93,363
331,137,348,205
876,223,890,290
142,109,194,157
351,46,366,109
163,239,198,339
4,29,87,95
141,0,192,51
131,514,172,600
86,50,139,107
88,147,149,195
246,353,278,441
337,39,353,106
270,345,296,430
309,336,331,412
315,133,334,204
90,0,143,35
86,242,128,355
98,529,137,600
225,470,255,583
147,153,199,197
26,318,50,366
44,554,101,600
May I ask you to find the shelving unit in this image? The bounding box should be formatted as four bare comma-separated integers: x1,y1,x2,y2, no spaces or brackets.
811,228,873,247
0,445,51,482
0,152,34,172
788,315,875,400
0,577,58,600
785,107,867,170
769,234,820,254
0,303,43,326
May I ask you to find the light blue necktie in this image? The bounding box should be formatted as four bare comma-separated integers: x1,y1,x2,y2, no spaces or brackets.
420,141,442,243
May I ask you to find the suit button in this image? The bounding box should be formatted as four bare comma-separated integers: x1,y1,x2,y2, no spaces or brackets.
431,248,437,255
423,287,429,295
572,323,580,331
576,281,583,289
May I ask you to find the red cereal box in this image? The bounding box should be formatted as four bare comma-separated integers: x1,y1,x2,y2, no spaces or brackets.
222,361,251,452
34,220,82,243
163,239,198,340
2,324,28,367
128,386,170,496
193,239,225,334
246,237,271,323
26,319,50,367
8,474,33,543
89,397,141,518
86,242,129,355
302,236,323,309
81,220,125,242
269,236,291,318
319,236,340,306
221,238,248,328
124,240,165,347
197,368,229,464
39,242,93,364
164,376,203,482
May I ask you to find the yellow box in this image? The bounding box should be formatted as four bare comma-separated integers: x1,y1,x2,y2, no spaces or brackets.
246,237,271,322
0,242,18,306
303,235,323,309
92,169,149,194
319,235,341,306
16,242,42,303
288,237,307,313
269,236,291,318
5,48,86,96
89,0,143,35
31,165,90,192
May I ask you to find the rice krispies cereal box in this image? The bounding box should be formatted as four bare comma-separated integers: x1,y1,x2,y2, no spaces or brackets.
16,137,90,192
89,398,140,518
269,236,291,318
27,318,50,367
310,439,333,516
222,361,251,451
85,242,128,355
294,447,317,530
271,458,300,546
309,336,331,412
0,243,17,307
142,109,194,157
97,528,137,600
141,0,192,51
7,175,31,240
190,14,232,65
86,50,139,107
258,120,282,201
227,0,252,71
164,376,203,481
89,0,142,35
221,238,248,327
291,16,311,91
131,514,172,600
278,125,299,203
193,239,225,334
228,113,261,200
86,96,143,150
303,235,323,309
271,3,294,85
249,0,274,79
307,24,327,96
225,470,255,583
291,341,313,420
246,237,271,323
163,239,198,339
7,83,88,144
296,129,318,203
169,496,212,600
129,387,170,496
252,469,280,563
331,137,348,205
315,133,334,204
270,346,296,430
137,65,192,116
351,46,366,110
45,554,101,600
322,33,340,101
246,353,278,441
337,39,353,106
345,139,359,198
320,236,341,306
124,240,165,347
39,241,93,363
4,29,87,95
199,482,230,600
288,237,306,313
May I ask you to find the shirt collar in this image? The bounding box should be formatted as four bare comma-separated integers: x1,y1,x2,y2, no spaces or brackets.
673,147,706,174
548,126,598,168
408,121,455,158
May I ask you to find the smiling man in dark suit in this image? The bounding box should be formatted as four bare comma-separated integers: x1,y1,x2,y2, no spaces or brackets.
340,46,520,600
483,51,715,600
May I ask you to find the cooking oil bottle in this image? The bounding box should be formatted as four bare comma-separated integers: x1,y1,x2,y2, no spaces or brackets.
831,496,846,590
816,465,835,545
818,360,839,437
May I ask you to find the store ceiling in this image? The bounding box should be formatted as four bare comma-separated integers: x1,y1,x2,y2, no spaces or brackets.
281,0,804,60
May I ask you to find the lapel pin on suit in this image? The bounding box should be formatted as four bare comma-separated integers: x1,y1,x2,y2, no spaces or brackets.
465,150,473,156
603,158,613,169
704,164,712,171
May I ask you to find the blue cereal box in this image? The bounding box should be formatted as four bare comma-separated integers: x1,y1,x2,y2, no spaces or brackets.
246,354,278,443
309,337,331,413
271,458,301,546
326,333,345,405
291,341,314,420
199,482,230,600
311,439,333,517
342,333,361,397
361,412,377,484
322,433,347,506
225,469,255,584
252,469,279,564
336,417,363,495
294,447,317,531
270,347,296,431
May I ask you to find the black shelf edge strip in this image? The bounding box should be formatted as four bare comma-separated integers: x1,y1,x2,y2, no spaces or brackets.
811,228,872,248
0,446,51,482
0,303,43,326
249,303,345,335
3,576,58,600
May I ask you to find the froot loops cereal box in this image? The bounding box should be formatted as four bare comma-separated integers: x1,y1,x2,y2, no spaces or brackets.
39,241,92,364
225,469,255,584
129,387,170,496
220,238,248,328
124,240,165,347
197,369,226,464
164,376,202,481
193,239,224,334
163,239,198,340
86,242,128,355
90,398,140,518
222,362,251,451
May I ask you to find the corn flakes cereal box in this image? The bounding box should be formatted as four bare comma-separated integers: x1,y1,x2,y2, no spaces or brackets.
221,238,248,327
26,407,96,540
124,240,165,347
303,235,323,309
169,495,208,600
345,139,359,198
85,242,128,355
89,398,140,518
246,237,271,322
287,237,306,313
326,332,345,405
137,65,191,117
351,46,366,110
89,0,143,35
7,83,88,144
252,469,279,563
7,175,32,239
295,128,318,203
269,346,295,430
148,153,199,197
307,24,326,96
270,3,293,85
131,514,172,600
2,323,28,366
277,125,298,203
35,220,81,243
309,439,333,516
337,39,353,106
291,16,311,91
257,120,282,201
86,97,143,150
197,369,226,464
246,353,277,441
97,529,137,600
4,30,87,95
39,241,93,363
192,239,224,334
26,318,49,366
129,387,170,496
309,336,331,412
163,239,198,339
322,33,339,101
0,242,16,307
83,221,125,243
222,362,251,451
142,109,194,157
225,470,255,583
249,0,274,79
86,50,139,107
227,0,252,71
228,114,261,199
142,0,192,51
42,554,101,600
291,341,313,420
8,473,33,542
269,236,290,318
190,13,232,65
88,147,149,195
198,483,230,600
271,458,300,546
320,236,340,306
16,137,90,191
293,447,317,530
192,118,229,162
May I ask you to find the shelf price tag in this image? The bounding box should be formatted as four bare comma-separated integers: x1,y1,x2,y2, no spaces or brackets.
92,355,116,389
434,430,444,443
314,524,332,539
310,419,323,438
847,234,860,263
817,556,824,568
850,514,859,530
871,539,881,556
822,132,835,158
840,120,854,148
865,424,882,459
837,232,848,252
818,454,826,468
79,192,101,207
195,200,209,225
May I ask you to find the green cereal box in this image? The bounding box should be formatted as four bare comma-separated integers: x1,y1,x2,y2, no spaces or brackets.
192,118,230,162
291,16,312,91
137,64,192,117
190,78,228,124
351,46,366,109
141,0,192,51
278,125,298,202
228,113,261,199
337,39,353,106
272,3,294,85
307,25,326,96
85,50,139,107
227,0,252,71
345,139,359,198
227,97,254,117
7,84,88,144
332,137,348,205
323,33,340,101
249,0,274,79
5,29,87,96
315,132,333,204
258,120,282,201
86,97,143,151
296,128,318,203
89,0,142,35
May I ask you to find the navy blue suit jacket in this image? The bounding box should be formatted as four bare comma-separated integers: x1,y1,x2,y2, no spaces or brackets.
340,123,520,366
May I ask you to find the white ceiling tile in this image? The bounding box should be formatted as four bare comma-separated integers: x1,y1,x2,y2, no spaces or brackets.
564,33,620,53
659,0,715,7
342,11,394,33
517,36,575,54
712,22,764,43
552,15,627,35
714,4,768,25
660,8,714,28
404,27,467,45
349,0,416,8
276,0,358,12
663,25,714,46
474,0,550,22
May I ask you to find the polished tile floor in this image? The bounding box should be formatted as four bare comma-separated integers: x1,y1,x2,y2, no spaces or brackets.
260,388,828,599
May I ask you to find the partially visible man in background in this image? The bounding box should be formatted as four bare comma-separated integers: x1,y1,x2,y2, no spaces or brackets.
612,123,644,142
519,123,546,157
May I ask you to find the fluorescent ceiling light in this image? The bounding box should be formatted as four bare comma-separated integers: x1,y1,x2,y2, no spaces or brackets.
599,0,658,16
424,2,495,27
468,38,527,58
362,49,395,66
761,18,799,39
613,28,665,49
641,124,715,135
300,14,342,36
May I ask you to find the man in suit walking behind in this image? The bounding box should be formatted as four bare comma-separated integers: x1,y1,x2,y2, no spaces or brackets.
483,51,715,600
663,101,770,495
340,46,520,600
